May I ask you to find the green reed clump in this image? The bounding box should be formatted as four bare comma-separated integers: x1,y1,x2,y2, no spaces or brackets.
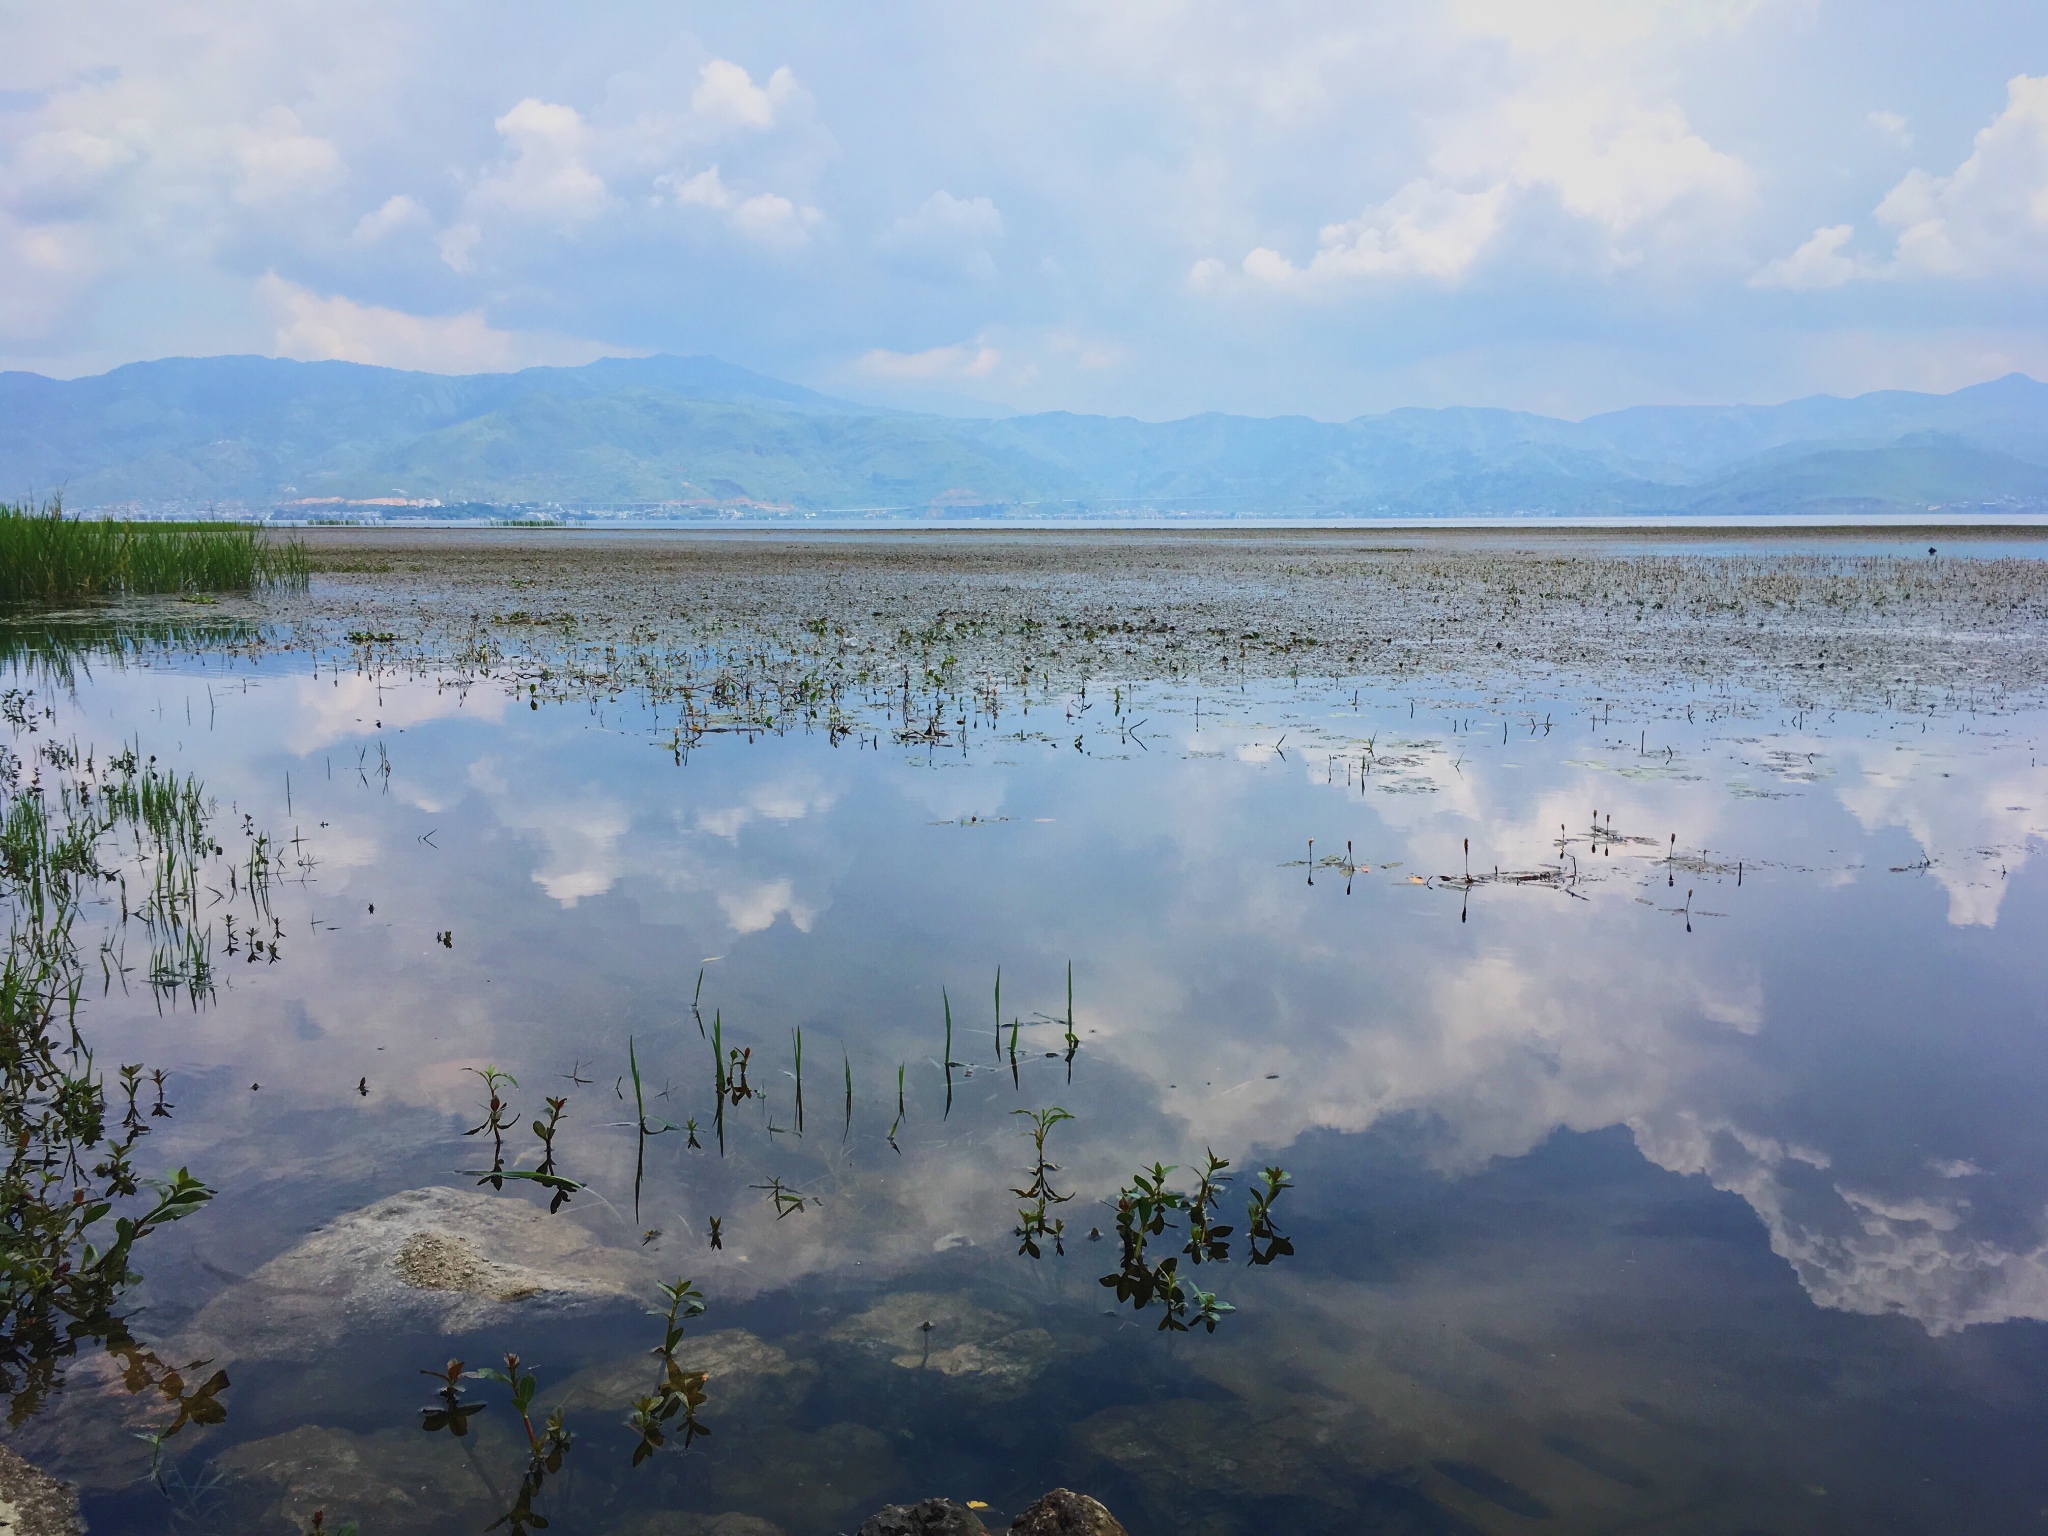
0,497,309,601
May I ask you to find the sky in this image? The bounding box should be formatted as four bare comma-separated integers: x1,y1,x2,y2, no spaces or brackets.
2,1,2047,421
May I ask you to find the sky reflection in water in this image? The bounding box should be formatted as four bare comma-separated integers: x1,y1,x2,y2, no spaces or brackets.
16,649,2048,1535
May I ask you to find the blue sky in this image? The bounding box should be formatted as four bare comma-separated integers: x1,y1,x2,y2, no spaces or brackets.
2,1,2046,419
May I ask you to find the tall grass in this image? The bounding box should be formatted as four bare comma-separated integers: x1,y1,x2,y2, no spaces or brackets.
0,497,309,601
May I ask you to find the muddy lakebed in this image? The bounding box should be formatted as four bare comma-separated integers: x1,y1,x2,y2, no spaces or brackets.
6,527,2048,1535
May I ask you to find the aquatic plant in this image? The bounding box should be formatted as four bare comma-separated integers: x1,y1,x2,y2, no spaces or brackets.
753,1174,807,1218
1012,1107,1074,1258
626,1036,672,1218
464,1095,583,1213
418,1359,483,1437
627,1276,710,1465
462,1067,519,1190
1098,1154,1296,1332
0,497,308,601
0,743,260,1439
473,1352,573,1534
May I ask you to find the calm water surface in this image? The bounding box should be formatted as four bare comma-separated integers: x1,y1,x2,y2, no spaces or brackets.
10,640,2048,1536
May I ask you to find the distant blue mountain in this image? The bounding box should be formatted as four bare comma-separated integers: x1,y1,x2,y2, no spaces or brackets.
3,353,2045,518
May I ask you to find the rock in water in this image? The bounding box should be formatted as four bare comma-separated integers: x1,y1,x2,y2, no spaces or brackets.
178,1185,654,1363
0,1446,80,1536
856,1497,988,1536
556,1329,817,1420
1009,1489,1126,1536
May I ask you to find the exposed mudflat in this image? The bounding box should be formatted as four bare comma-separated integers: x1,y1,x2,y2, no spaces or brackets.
275,527,2048,715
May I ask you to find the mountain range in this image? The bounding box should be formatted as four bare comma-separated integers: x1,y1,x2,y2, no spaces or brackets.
4,353,2048,520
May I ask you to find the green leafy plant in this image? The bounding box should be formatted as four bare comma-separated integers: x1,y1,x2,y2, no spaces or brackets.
1098,1152,1293,1333
627,1277,710,1465
1011,1107,1074,1259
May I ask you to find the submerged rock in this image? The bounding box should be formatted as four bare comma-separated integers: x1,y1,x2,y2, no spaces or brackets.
692,1420,901,1531
2,1350,182,1492
851,1491,1127,1536
557,1329,816,1422
856,1497,988,1536
1076,1392,1412,1529
826,1292,1077,1400
1009,1489,1126,1536
180,1185,654,1363
607,1515,786,1536
0,1445,80,1536
212,1422,505,1536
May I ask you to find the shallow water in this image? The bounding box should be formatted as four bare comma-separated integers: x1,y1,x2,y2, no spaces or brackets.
8,631,2048,1535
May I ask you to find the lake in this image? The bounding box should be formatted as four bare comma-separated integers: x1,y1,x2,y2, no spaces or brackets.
5,529,2048,1536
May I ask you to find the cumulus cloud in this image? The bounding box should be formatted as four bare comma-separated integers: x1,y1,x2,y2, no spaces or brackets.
877,190,1004,279
1229,85,1747,290
231,106,341,203
1241,180,1507,288
257,273,619,373
1754,75,2048,290
691,59,798,131
856,341,1000,380
1868,108,1913,148
1,123,148,217
1749,223,1864,291
1879,73,2048,278
469,98,609,224
662,164,820,246
1451,0,1762,52
351,193,427,244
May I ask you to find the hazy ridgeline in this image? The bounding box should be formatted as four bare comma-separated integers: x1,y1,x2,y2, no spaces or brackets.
0,499,307,601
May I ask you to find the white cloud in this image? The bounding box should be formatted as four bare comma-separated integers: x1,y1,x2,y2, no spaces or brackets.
1241,179,1507,288
691,59,797,132
1749,223,1863,290
1,124,148,216
351,193,427,244
1452,0,1762,52
1441,86,1751,246
1224,82,1749,291
1878,73,2048,278
1753,75,2048,290
882,191,1003,246
662,164,821,246
257,273,619,373
878,190,1004,279
231,107,341,203
856,341,1000,380
1868,109,1913,148
470,98,609,224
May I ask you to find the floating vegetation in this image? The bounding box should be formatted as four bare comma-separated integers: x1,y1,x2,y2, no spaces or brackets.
0,497,308,601
1099,1154,1294,1332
